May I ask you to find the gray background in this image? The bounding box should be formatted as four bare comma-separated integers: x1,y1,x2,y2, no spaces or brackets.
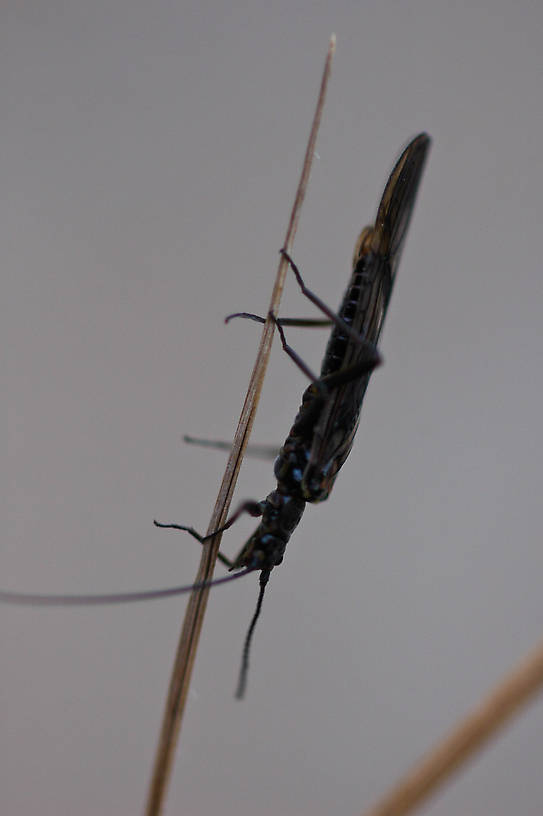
1,2,542,814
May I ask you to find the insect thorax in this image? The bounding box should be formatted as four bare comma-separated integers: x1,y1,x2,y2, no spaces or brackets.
239,490,306,572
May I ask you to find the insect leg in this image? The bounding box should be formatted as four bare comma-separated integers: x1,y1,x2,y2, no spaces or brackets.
270,313,320,381
270,313,381,386
153,500,265,569
183,435,279,461
320,351,382,390
279,249,378,355
225,312,330,328
226,307,329,382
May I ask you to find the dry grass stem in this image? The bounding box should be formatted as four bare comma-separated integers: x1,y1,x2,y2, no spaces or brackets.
363,634,543,816
144,34,335,816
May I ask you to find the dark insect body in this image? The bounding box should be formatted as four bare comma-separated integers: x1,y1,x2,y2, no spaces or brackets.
0,133,431,697
162,132,430,695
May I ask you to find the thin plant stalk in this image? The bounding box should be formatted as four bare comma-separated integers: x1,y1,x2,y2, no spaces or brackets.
144,34,336,816
363,634,543,816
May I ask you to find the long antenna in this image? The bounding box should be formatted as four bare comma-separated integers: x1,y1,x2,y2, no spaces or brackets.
0,568,254,607
235,570,270,699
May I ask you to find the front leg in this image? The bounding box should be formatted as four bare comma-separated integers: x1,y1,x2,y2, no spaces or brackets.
154,499,265,570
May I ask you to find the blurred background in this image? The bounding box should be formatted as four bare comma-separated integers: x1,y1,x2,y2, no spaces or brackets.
1,2,542,814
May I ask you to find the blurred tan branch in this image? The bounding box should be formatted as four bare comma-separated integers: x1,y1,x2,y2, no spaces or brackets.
363,634,543,816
